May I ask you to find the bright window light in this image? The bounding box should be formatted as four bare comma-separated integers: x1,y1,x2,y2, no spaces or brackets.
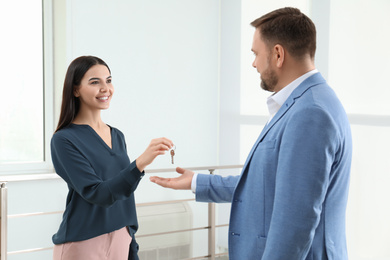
0,0,44,164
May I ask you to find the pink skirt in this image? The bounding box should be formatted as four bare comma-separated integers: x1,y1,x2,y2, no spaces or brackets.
53,227,132,260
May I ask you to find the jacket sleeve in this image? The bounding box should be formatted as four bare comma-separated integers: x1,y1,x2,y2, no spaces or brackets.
195,174,240,203
51,134,144,208
262,106,339,259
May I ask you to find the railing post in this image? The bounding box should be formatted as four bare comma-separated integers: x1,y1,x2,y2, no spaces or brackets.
208,169,215,260
0,182,8,260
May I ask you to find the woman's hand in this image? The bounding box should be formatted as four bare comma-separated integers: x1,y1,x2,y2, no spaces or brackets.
136,137,173,172
149,167,194,190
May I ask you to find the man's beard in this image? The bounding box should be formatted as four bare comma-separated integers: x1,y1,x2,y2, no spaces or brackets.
260,67,278,92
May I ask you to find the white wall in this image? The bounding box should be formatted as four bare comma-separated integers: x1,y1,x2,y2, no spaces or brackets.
66,0,220,171
64,0,221,257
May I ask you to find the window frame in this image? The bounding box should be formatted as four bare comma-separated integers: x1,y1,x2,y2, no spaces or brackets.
0,0,54,175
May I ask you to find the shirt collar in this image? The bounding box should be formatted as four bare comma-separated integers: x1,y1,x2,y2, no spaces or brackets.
267,69,318,118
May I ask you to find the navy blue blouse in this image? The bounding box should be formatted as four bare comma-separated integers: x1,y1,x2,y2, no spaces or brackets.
51,124,144,254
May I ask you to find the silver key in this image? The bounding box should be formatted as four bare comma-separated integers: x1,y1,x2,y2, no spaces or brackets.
170,149,175,164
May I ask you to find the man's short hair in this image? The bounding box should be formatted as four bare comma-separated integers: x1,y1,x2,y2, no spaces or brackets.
251,7,316,60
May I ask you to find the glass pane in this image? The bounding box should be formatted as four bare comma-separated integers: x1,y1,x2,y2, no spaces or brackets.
137,200,208,236
137,229,209,259
6,179,67,215
8,214,61,253
328,0,390,115
7,250,53,260
240,124,264,164
216,203,231,226
347,125,390,258
6,179,67,254
216,225,229,258
0,0,44,163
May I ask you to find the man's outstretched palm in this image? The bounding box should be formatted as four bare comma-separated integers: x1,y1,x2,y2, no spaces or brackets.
149,167,194,190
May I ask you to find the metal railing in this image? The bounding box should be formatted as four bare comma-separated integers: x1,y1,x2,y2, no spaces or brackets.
0,165,243,260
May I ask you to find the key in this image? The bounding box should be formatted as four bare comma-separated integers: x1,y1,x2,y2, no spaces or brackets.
170,149,175,164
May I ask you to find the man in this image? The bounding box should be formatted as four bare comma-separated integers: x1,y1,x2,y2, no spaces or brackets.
150,7,352,259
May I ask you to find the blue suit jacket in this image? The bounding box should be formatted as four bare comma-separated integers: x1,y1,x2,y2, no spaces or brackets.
196,73,352,260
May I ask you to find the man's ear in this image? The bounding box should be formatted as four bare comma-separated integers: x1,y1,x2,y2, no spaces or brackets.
273,44,285,68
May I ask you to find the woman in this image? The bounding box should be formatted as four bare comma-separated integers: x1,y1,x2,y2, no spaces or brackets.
51,56,173,260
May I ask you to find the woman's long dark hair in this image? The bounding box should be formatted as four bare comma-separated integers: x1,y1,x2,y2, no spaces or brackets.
55,56,111,133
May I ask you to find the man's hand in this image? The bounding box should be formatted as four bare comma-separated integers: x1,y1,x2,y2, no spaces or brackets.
150,167,194,190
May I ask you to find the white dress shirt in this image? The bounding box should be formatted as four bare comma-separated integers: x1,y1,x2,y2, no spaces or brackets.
191,69,319,193
266,69,318,123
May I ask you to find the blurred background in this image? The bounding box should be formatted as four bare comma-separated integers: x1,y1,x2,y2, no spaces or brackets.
0,0,389,259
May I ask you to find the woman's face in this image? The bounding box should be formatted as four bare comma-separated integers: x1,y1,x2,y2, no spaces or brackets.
74,64,114,112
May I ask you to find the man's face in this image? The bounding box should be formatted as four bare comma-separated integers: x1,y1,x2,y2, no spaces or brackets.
251,29,278,92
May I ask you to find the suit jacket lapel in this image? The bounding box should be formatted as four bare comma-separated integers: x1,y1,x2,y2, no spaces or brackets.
240,73,326,174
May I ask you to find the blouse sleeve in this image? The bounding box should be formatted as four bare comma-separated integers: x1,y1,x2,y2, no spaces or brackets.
51,133,144,208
